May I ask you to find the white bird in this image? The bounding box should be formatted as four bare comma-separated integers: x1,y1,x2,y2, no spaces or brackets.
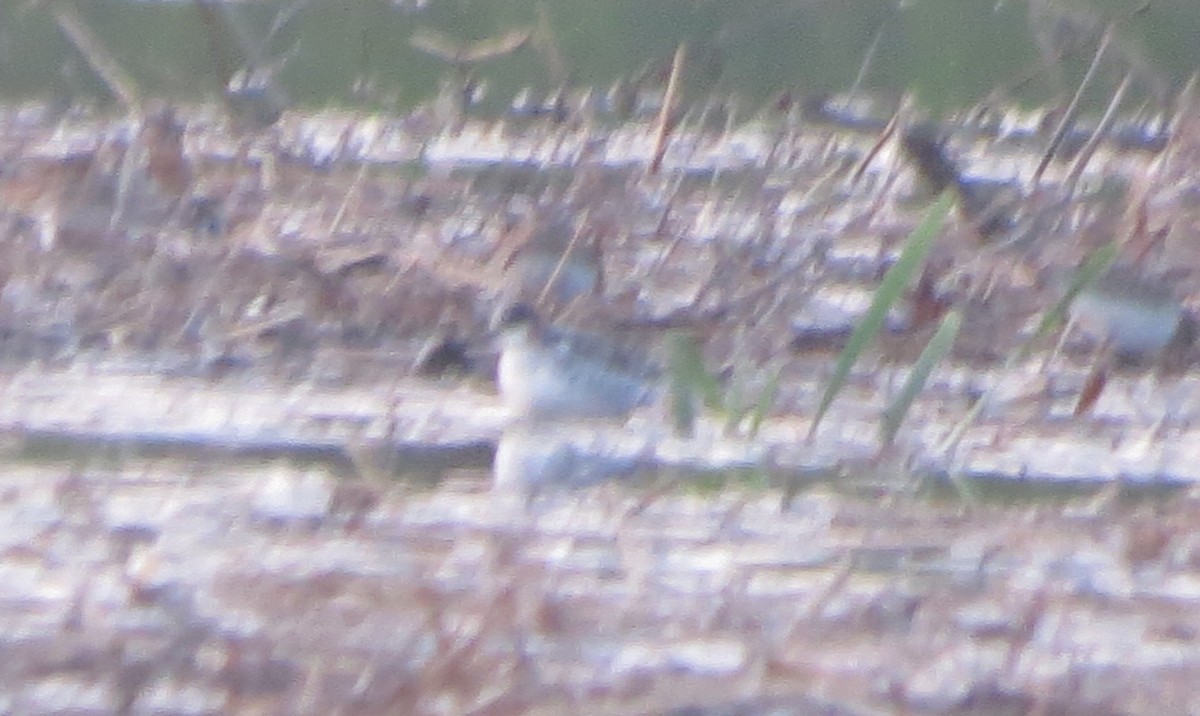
1067,267,1194,363
494,304,657,420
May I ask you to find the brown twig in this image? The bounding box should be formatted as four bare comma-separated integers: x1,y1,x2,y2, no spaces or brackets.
649,44,686,175
1064,71,1131,192
1032,23,1113,185
52,4,139,109
848,23,885,97
535,212,588,307
851,100,903,185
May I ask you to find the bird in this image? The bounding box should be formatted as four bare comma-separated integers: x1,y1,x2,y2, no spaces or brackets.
494,303,657,420
141,105,193,202
1066,266,1194,365
225,74,286,131
900,123,1019,241
1054,265,1196,419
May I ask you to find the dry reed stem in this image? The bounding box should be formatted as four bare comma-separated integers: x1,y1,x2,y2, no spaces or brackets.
1064,72,1132,191
649,44,687,175
52,4,139,109
1033,23,1113,185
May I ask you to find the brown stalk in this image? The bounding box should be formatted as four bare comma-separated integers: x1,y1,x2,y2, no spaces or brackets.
850,102,902,185
649,43,686,175
1032,23,1113,185
1064,71,1131,192
535,215,588,308
52,4,139,109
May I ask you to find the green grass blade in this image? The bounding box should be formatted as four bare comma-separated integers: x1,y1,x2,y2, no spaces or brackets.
668,332,721,437
668,333,698,437
880,309,961,446
1023,241,1118,355
808,190,954,438
721,378,747,435
746,369,780,439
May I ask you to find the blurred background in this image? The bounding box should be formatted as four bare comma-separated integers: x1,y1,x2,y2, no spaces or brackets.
3,0,1197,116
